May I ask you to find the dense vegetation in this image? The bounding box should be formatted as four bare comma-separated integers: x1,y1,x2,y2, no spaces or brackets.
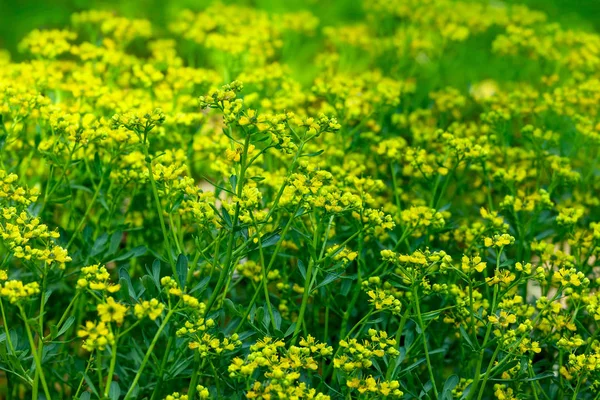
1,0,600,399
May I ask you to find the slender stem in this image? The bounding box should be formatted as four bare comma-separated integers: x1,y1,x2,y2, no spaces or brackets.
73,355,93,398
205,133,251,313
252,214,275,330
339,266,362,340
67,176,104,249
0,298,31,384
571,378,583,400
291,258,314,345
118,320,141,339
527,364,541,400
168,213,183,255
149,334,174,400
123,306,177,400
475,343,501,400
34,265,48,399
104,326,119,398
145,154,176,272
468,261,501,400
18,305,52,400
96,351,104,395
412,285,439,398
387,303,413,381
234,280,264,333
343,310,375,342
187,354,205,400
43,291,80,341
40,142,77,214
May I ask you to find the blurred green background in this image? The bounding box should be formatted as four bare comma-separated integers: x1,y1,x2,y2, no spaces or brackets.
1,0,599,57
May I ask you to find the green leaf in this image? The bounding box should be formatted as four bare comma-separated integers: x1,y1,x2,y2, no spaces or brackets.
260,233,280,248
340,277,353,296
222,207,232,228
152,259,161,289
301,149,324,157
55,316,75,339
176,253,188,289
284,322,296,337
119,267,137,301
262,307,271,329
297,260,306,280
108,231,122,256
109,381,120,400
401,349,446,375
83,373,99,396
110,246,147,263
272,308,282,330
141,275,158,297
441,375,459,400
93,152,102,176
312,272,345,292
523,371,555,382
223,299,241,317
230,174,237,192
390,347,407,378
459,326,477,352
91,233,108,257
189,276,211,295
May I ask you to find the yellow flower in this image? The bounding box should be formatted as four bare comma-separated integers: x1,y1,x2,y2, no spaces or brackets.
97,296,128,325
134,298,165,320
77,320,114,351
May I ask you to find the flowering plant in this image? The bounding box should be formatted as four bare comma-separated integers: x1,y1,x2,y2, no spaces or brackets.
1,1,600,399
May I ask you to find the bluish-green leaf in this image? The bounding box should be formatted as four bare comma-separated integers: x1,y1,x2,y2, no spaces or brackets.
176,253,188,289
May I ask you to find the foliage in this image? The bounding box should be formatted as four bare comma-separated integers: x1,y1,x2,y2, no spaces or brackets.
1,1,600,399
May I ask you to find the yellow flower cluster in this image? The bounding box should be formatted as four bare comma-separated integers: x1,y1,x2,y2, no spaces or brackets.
346,377,404,398
134,298,165,320
334,330,399,373
77,264,121,293
188,333,242,358
77,320,115,352
97,296,128,325
230,336,332,399
0,280,40,304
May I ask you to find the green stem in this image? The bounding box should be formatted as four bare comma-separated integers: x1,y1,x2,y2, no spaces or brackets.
252,214,275,330
40,142,77,214
571,378,583,400
66,175,104,249
387,303,413,380
43,291,80,340
123,306,177,400
412,285,439,398
73,355,93,399
186,354,205,400
104,327,119,398
205,133,251,313
18,305,52,400
234,280,264,333
339,266,362,340
34,265,48,399
468,284,499,400
97,351,104,395
0,298,31,384
291,257,314,345
144,152,175,272
475,343,501,400
150,334,174,400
